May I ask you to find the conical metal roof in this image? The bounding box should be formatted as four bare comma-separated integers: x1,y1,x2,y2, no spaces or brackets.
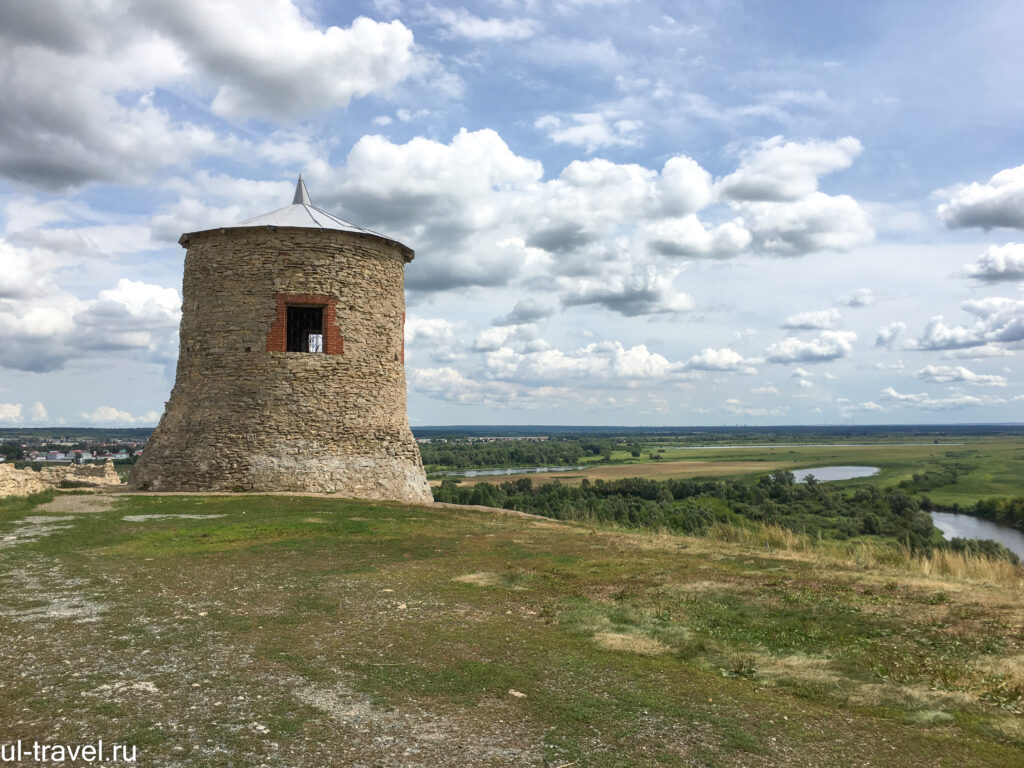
179,176,413,261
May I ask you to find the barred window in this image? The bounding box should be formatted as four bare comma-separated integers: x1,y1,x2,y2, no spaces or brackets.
286,306,324,353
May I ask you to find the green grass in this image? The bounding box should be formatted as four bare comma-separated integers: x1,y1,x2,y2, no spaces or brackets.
1,492,1023,766
0,488,55,518
605,435,1024,508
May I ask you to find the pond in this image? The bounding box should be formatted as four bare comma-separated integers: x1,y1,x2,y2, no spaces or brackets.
442,465,585,477
794,466,880,483
931,511,1024,560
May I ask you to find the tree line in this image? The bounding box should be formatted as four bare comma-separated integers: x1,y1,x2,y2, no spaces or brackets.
434,470,1020,563
419,438,616,470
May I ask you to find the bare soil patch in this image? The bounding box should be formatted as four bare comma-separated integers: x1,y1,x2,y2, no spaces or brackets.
35,493,116,515
295,679,542,766
122,513,227,522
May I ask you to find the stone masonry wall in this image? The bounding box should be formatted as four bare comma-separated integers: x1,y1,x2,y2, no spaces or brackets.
0,464,48,497
0,460,122,498
129,227,432,504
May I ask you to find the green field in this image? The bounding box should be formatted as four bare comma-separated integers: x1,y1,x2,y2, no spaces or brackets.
2,491,1023,767
458,435,1024,510
639,436,1024,507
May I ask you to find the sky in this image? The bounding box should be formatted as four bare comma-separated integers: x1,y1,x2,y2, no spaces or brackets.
1,0,1023,428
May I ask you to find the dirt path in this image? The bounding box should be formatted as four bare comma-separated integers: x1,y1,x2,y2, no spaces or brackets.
36,493,117,514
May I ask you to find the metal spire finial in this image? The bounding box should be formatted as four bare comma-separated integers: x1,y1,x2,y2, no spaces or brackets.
293,174,311,206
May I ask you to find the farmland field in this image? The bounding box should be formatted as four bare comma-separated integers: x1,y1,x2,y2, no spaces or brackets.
448,434,1024,509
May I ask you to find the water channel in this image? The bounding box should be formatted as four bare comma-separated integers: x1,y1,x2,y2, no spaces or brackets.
794,466,880,483
672,443,962,449
931,511,1024,560
442,465,585,477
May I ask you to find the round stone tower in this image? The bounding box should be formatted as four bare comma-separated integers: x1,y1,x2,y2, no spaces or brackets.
129,178,432,504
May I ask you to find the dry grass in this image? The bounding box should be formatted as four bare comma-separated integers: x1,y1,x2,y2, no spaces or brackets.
593,631,670,655
910,548,1024,584
704,521,1024,588
847,682,974,710
752,653,842,686
454,572,501,587
979,653,1024,690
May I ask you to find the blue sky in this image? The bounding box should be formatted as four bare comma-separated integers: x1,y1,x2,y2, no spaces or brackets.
1,0,1023,427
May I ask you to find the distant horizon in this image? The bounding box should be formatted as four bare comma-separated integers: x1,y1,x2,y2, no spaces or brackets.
3,422,1023,435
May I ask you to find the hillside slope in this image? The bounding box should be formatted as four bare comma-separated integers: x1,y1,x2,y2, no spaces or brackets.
1,492,1022,767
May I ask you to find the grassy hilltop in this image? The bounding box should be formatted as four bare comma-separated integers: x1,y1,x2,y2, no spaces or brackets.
2,492,1023,767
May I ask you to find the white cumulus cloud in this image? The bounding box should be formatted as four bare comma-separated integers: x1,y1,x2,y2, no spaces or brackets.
963,243,1024,283
484,340,687,384
874,322,906,348
493,299,553,326
781,308,841,330
139,2,423,120
535,111,643,153
683,347,753,371
907,298,1024,351
0,1,440,188
937,163,1024,230
841,288,876,308
765,331,856,364
81,406,161,426
740,192,874,255
915,365,1007,387
429,6,538,40
0,403,24,423
643,216,751,259
560,267,694,316
0,279,180,373
880,387,1009,410
716,136,863,202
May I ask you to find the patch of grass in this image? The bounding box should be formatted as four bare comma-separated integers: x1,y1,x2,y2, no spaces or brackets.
0,489,55,519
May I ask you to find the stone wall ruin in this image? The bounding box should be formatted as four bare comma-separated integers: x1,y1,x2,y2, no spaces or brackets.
0,460,123,497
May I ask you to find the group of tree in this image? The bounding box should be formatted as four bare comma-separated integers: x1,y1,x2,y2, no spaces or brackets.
968,497,1024,529
898,463,969,494
419,438,615,470
433,470,1019,564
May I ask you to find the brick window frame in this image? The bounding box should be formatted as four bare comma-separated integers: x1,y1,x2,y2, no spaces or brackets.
266,293,344,354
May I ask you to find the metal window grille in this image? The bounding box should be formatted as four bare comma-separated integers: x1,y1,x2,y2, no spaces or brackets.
286,306,324,352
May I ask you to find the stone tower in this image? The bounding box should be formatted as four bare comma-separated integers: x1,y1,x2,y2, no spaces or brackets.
129,178,432,504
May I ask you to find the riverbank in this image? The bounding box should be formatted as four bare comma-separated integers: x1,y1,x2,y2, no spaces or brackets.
932,510,1024,560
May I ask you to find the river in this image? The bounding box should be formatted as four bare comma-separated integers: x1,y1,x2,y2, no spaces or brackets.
794,466,880,483
672,443,962,449
931,511,1024,560
442,465,585,477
